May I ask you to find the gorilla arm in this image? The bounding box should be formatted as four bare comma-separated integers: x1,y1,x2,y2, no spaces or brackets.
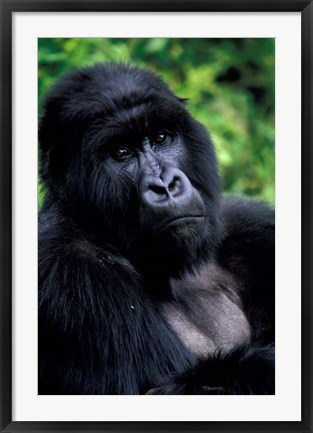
38,231,194,395
218,196,275,344
146,345,275,395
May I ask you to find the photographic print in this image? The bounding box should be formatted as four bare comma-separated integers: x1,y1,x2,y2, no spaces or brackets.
1,0,310,429
38,37,275,396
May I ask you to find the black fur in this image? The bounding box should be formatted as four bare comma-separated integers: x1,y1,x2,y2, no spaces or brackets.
39,63,275,395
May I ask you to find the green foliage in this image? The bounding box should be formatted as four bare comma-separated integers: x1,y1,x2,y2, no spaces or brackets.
38,38,275,206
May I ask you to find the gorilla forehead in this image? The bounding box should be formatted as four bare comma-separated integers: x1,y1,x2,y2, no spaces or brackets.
97,100,188,138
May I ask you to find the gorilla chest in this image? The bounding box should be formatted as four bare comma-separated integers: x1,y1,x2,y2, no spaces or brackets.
161,273,251,358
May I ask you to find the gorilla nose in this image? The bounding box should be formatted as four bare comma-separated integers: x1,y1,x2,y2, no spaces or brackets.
145,177,180,203
140,167,192,208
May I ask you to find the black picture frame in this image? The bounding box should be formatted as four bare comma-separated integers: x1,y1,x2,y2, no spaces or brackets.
1,1,312,432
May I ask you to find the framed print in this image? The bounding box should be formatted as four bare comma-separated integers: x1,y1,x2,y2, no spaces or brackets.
1,1,312,432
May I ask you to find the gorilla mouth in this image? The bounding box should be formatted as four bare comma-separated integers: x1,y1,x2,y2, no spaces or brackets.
156,215,205,236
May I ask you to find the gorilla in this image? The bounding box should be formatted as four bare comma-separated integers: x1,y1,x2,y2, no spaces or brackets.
38,63,275,395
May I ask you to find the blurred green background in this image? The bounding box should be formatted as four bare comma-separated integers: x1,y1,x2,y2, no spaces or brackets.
38,38,275,207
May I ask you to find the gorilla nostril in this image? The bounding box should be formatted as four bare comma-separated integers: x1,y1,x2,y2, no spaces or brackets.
168,178,176,192
167,176,182,196
150,184,167,196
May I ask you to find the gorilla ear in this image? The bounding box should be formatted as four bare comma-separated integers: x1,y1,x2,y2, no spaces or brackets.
179,97,189,104
39,104,84,189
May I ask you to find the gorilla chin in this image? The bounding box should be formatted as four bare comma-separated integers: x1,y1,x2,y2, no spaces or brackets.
152,215,208,251
135,214,212,280
156,215,205,236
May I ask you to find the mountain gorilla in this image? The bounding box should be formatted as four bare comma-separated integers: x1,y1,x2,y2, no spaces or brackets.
39,64,275,395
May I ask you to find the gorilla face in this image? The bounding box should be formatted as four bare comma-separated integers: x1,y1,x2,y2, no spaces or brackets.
40,64,221,273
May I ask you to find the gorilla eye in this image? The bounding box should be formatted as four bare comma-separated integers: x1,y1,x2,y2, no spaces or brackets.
112,147,131,160
152,132,167,145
